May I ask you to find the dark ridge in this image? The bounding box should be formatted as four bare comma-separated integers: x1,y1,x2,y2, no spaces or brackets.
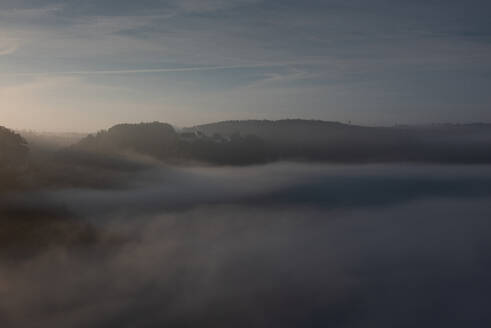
68,120,491,165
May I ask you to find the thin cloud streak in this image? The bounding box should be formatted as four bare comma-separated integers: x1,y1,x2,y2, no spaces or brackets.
0,63,290,77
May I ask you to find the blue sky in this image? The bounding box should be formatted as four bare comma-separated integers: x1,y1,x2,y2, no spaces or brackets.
1,0,491,131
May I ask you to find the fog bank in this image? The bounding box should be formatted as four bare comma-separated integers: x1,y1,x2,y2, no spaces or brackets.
1,163,491,327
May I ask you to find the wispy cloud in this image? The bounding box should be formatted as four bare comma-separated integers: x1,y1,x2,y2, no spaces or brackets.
0,63,289,77
0,39,19,56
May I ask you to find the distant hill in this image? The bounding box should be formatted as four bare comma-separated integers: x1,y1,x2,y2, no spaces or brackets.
190,120,491,145
77,122,180,158
188,120,491,163
20,131,87,152
189,119,361,142
74,121,269,165
73,120,491,165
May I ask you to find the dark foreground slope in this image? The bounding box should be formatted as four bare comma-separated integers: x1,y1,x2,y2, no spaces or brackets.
0,126,105,259
0,126,29,190
75,120,491,164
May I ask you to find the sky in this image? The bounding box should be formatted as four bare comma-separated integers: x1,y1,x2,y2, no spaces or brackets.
1,0,491,132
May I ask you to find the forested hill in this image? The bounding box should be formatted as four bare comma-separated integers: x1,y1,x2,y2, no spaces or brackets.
72,120,491,164
189,119,361,140
3,120,491,187
186,120,491,163
189,120,491,145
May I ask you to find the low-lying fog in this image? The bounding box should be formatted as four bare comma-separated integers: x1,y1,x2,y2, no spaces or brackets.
2,163,491,327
